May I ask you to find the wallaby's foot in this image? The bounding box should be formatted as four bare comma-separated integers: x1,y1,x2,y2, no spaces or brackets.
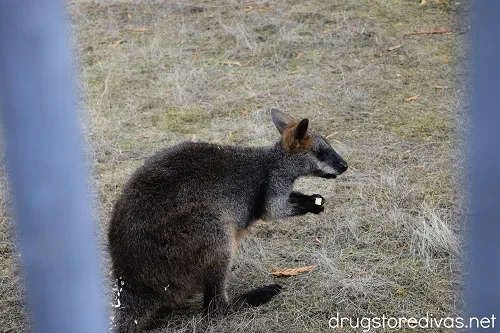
289,192,325,215
232,284,283,310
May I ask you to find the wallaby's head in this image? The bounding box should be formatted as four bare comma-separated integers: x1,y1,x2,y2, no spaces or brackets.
271,109,348,179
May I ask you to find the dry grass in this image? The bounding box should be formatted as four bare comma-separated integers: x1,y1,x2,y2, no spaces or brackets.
1,0,467,332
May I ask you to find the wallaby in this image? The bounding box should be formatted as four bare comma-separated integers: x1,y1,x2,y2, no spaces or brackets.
108,109,348,333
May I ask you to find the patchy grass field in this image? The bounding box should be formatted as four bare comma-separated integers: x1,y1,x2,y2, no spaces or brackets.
1,1,467,332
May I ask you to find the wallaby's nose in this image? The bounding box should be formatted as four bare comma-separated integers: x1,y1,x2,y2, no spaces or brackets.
339,162,348,173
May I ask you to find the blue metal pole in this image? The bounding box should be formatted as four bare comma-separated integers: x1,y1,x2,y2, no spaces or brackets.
469,1,500,329
0,1,107,333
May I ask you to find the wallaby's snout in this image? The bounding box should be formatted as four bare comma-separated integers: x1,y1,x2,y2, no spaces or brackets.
337,160,348,173
340,161,348,172
271,109,348,179
316,147,348,178
311,147,348,179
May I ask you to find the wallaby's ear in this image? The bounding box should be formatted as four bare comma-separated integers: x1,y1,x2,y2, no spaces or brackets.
271,109,295,135
281,117,312,152
294,119,309,140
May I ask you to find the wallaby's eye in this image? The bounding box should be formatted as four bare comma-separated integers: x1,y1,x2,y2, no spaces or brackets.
316,149,327,162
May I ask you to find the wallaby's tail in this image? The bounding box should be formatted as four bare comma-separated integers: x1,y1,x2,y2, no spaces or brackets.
231,284,283,311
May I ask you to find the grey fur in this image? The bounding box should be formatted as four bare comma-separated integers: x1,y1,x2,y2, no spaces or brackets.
108,110,347,332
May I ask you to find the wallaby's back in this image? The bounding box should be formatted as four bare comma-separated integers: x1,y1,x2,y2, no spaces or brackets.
109,141,274,241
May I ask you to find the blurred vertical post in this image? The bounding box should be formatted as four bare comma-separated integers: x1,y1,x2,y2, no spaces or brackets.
0,1,107,333
469,1,500,328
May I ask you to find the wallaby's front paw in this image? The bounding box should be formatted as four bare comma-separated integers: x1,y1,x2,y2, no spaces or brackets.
308,194,325,214
310,194,325,206
289,192,325,215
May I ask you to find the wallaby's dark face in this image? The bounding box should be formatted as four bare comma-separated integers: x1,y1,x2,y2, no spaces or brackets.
308,131,348,178
271,109,348,178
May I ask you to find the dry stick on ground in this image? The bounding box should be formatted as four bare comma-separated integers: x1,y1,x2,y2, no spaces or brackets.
404,95,420,102
408,28,452,35
271,265,318,277
386,44,402,51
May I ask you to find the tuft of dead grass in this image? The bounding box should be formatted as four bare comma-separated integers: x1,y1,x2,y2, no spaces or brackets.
1,1,467,332
411,203,459,268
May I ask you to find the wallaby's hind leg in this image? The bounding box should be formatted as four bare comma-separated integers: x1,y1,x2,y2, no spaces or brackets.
202,229,237,316
201,220,282,315
203,261,231,316
203,258,283,315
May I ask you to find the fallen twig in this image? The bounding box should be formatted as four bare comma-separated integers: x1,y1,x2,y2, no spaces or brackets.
386,44,402,51
404,94,420,102
409,28,451,35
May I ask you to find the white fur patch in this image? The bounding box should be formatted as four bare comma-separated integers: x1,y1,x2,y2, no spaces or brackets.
317,161,338,175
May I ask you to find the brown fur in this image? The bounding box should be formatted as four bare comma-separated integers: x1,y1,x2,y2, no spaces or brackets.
230,219,263,253
282,122,312,152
